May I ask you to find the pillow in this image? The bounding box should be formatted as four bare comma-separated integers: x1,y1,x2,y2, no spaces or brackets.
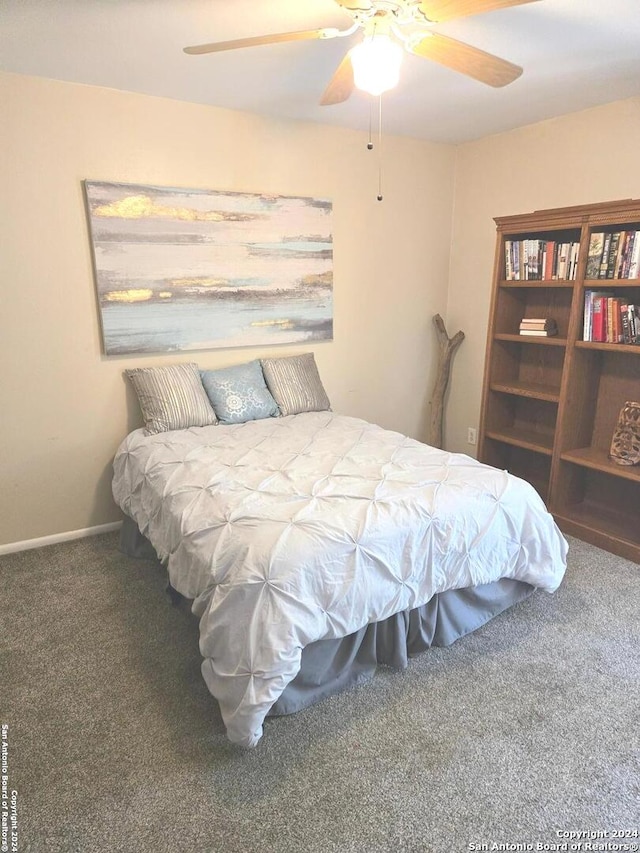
260,353,330,417
200,360,279,424
126,363,217,435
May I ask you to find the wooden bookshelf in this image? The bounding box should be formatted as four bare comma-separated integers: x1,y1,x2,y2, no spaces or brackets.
478,198,640,564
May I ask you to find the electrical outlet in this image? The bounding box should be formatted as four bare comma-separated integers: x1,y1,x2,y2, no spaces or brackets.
467,427,477,445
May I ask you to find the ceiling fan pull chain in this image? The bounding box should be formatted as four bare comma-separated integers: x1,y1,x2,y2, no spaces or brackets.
377,94,383,201
367,98,374,150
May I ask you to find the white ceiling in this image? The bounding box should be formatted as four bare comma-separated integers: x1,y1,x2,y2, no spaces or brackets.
2,0,640,144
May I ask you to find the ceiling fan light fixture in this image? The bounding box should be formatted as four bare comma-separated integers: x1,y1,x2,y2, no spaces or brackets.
351,34,403,96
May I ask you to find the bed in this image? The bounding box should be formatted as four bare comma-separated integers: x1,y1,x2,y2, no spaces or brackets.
113,407,568,748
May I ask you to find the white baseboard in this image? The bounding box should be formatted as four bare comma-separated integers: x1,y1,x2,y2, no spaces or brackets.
0,521,123,556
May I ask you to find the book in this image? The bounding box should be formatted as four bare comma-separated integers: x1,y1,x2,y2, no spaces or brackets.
519,317,558,336
527,240,542,280
550,243,558,279
628,234,640,279
612,297,624,343
628,304,640,343
543,240,555,280
592,295,607,341
512,240,521,280
525,240,532,280
599,233,612,278
607,296,614,342
586,232,605,279
568,242,580,280
621,303,631,344
614,231,628,279
583,290,614,341
519,319,557,332
623,231,636,278
605,232,621,278
606,297,624,342
583,291,594,340
504,240,513,280
557,243,569,279
520,323,554,330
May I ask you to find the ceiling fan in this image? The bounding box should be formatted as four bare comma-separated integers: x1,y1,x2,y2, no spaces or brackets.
184,0,539,104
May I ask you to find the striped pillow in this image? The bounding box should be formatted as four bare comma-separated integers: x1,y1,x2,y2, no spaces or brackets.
260,353,330,417
126,363,217,435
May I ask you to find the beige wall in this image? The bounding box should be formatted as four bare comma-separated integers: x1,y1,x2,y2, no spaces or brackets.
0,72,455,545
6,71,639,547
446,97,640,456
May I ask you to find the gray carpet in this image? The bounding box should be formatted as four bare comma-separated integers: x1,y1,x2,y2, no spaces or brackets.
1,532,638,853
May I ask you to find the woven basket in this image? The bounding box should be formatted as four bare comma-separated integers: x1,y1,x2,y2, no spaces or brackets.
609,401,640,466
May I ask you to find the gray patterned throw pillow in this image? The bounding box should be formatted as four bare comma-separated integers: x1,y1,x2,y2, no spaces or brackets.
260,353,330,417
126,363,217,435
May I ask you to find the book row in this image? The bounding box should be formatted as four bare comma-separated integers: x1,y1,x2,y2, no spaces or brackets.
585,230,640,280
583,290,640,343
504,239,580,281
519,317,557,337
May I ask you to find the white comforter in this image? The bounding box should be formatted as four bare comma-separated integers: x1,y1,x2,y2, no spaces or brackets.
113,412,568,746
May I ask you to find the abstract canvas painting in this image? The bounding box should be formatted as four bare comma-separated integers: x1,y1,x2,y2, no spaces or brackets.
84,181,333,355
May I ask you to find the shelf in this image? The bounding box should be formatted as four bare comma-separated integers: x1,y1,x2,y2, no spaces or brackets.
554,502,640,555
484,427,554,456
495,333,567,346
575,340,640,354
500,280,575,288
490,379,560,402
560,447,640,483
583,278,640,287
481,440,550,502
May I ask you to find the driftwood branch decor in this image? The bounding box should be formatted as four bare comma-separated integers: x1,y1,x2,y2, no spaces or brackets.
429,314,465,449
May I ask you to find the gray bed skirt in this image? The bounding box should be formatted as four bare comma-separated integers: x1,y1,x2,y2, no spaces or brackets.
120,515,535,716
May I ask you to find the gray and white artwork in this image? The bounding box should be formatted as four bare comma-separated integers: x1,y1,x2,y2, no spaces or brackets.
84,181,333,355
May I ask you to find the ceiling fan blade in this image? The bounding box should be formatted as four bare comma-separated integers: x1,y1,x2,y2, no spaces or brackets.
410,32,522,87
184,29,327,55
419,0,540,23
320,53,355,106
